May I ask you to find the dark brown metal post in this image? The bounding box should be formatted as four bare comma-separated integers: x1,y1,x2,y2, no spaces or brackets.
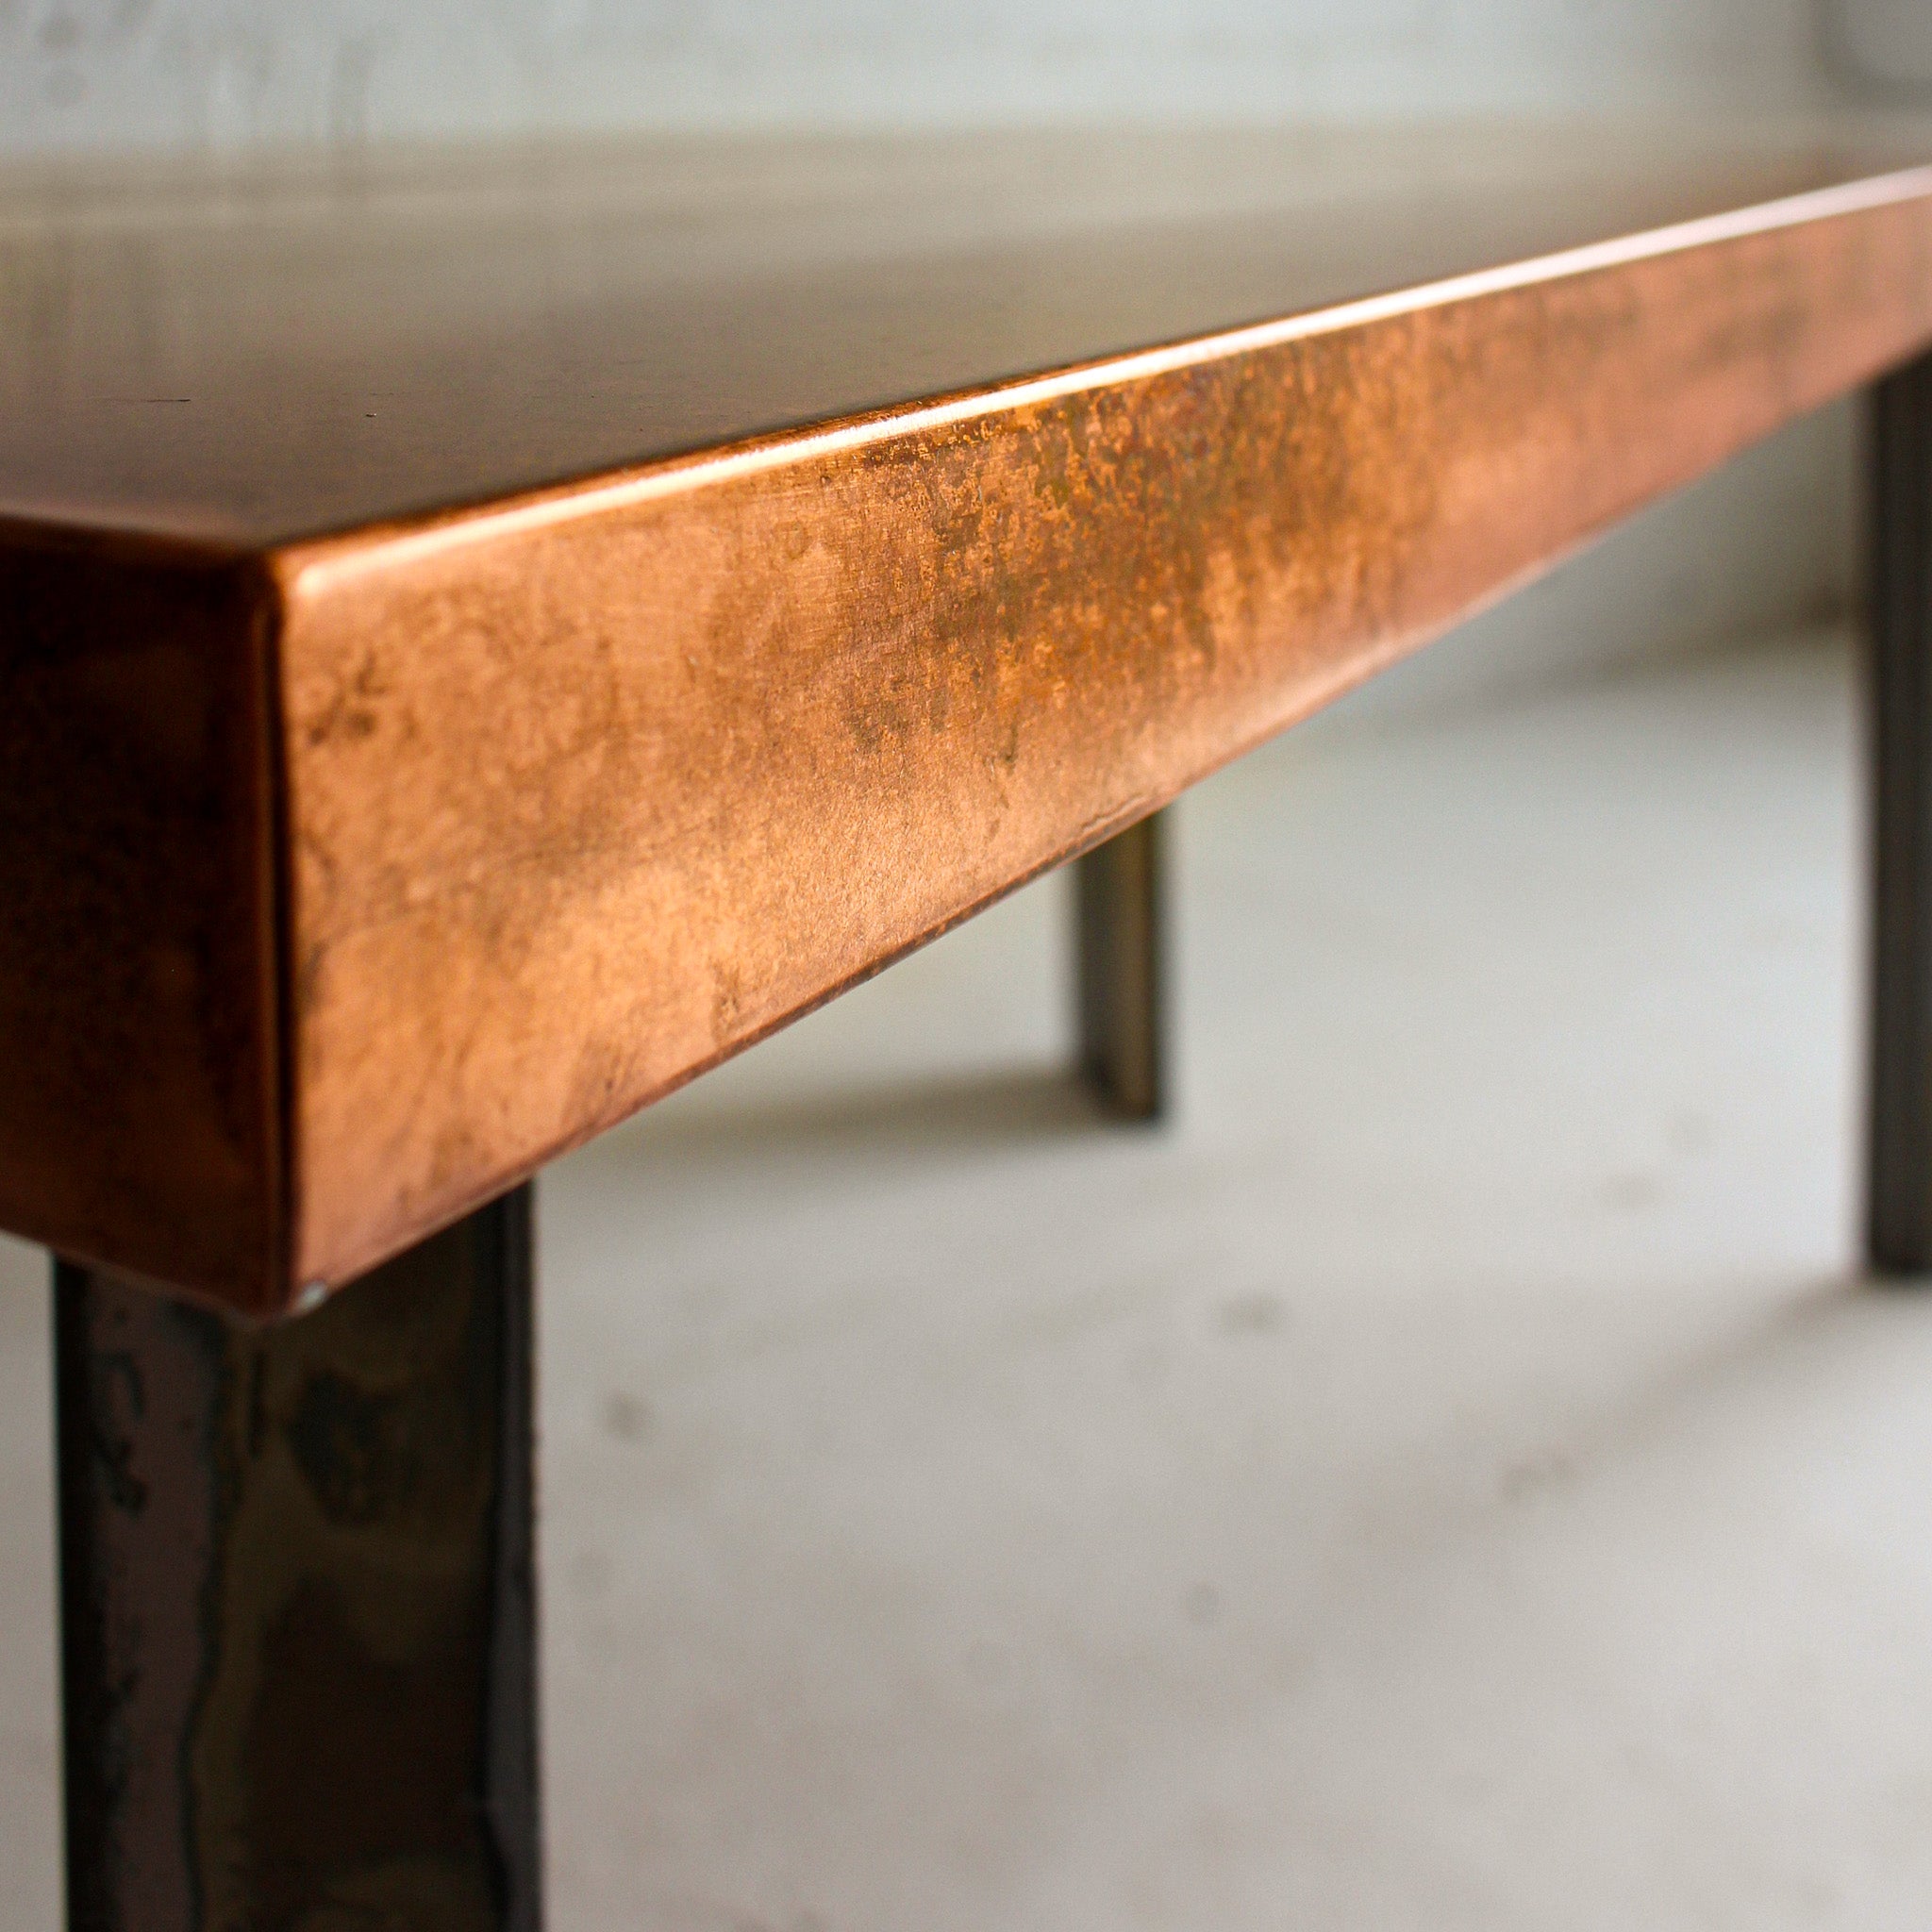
54,1187,541,1932
1075,810,1168,1121
1869,353,1932,1274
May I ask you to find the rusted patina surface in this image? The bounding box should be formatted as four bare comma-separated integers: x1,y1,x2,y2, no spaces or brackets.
6,132,1932,1307
55,1190,540,1929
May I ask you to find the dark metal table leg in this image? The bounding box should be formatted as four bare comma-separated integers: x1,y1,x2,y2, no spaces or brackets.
1869,354,1932,1276
54,1187,540,1932
1075,810,1168,1121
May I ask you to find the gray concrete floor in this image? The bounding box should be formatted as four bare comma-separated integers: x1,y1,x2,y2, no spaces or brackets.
5,630,1932,1926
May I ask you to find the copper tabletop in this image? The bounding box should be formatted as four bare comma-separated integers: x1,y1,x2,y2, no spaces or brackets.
4,122,1930,1311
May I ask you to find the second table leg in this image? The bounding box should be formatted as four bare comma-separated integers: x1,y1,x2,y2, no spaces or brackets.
1075,810,1169,1121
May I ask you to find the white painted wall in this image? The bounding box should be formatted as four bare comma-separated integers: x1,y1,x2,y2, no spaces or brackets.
0,2,1843,157
1826,0,1932,90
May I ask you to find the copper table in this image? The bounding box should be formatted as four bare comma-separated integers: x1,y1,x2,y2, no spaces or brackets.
7,123,1932,1928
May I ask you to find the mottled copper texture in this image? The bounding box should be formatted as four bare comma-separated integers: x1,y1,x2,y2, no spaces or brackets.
5,132,1932,1311
274,175,1932,1292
